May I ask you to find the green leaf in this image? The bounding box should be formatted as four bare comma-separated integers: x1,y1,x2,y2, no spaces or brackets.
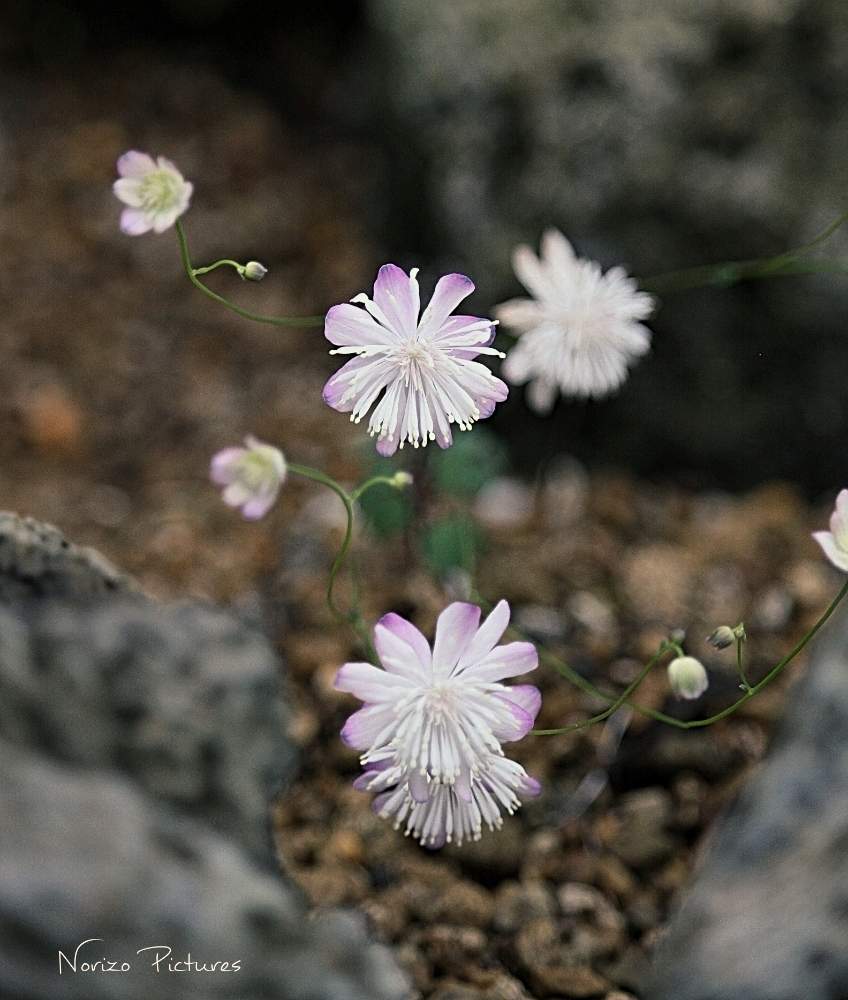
432,427,508,498
421,514,485,578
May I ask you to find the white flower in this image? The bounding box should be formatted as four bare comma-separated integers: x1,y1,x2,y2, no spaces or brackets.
335,600,542,846
210,435,286,520
322,265,508,455
113,151,193,236
813,489,848,573
667,655,709,700
496,229,654,411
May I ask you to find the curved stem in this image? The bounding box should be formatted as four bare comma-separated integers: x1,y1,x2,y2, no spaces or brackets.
287,464,376,659
192,259,245,277
175,221,324,328
350,475,406,503
640,210,848,296
533,641,672,736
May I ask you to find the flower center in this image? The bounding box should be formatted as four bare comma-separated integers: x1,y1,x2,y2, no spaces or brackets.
394,339,439,385
138,170,182,214
236,452,273,491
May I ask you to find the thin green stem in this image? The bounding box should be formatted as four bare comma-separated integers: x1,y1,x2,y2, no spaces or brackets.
192,258,244,277
533,641,673,736
350,475,407,503
736,636,752,693
287,463,376,659
175,221,324,328
640,210,848,296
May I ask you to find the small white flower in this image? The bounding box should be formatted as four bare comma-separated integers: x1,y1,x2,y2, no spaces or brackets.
323,265,508,455
667,655,709,700
496,229,654,411
335,600,542,846
113,151,193,236
813,489,848,573
210,436,286,520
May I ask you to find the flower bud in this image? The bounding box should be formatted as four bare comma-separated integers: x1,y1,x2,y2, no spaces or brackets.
707,625,736,650
391,471,413,488
667,656,709,700
243,261,268,282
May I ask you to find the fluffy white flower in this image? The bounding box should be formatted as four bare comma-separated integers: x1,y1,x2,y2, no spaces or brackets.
335,600,541,846
113,151,193,236
210,435,286,520
667,655,709,700
322,265,508,455
496,229,654,410
813,488,848,572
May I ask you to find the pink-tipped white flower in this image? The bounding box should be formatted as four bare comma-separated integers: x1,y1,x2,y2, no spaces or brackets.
210,436,286,521
813,489,848,572
496,229,654,411
335,600,542,846
322,265,508,455
113,151,193,235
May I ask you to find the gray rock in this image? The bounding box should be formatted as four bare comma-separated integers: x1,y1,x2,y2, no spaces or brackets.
0,741,408,1000
0,598,296,863
648,608,848,999
0,514,411,1000
0,511,132,602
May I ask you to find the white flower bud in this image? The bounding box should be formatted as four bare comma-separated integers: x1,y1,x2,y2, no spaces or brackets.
667,655,709,700
391,471,413,488
707,626,736,650
243,261,268,282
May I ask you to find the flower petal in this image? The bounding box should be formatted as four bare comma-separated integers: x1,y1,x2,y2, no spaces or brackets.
209,447,245,485
325,303,399,348
419,273,475,336
491,699,534,741
119,207,151,236
432,602,481,676
375,614,432,675
813,531,848,573
373,264,420,337
495,685,542,735
456,600,511,671
117,150,156,177
112,177,144,207
341,704,395,749
464,641,538,682
335,661,413,703
322,355,382,412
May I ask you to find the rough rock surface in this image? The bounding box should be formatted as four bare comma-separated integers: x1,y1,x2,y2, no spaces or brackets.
0,511,133,601
0,512,410,1000
648,608,848,999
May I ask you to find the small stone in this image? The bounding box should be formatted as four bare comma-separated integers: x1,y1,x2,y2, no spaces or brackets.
428,880,495,928
594,855,636,898
494,880,557,933
531,964,610,998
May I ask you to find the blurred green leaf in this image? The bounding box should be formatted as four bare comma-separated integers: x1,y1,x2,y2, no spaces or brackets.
357,448,413,538
432,427,508,498
421,513,484,578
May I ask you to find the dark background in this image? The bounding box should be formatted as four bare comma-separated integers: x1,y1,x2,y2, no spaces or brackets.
2,0,847,500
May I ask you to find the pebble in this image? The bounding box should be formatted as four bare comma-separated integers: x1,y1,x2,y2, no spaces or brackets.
493,880,557,933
